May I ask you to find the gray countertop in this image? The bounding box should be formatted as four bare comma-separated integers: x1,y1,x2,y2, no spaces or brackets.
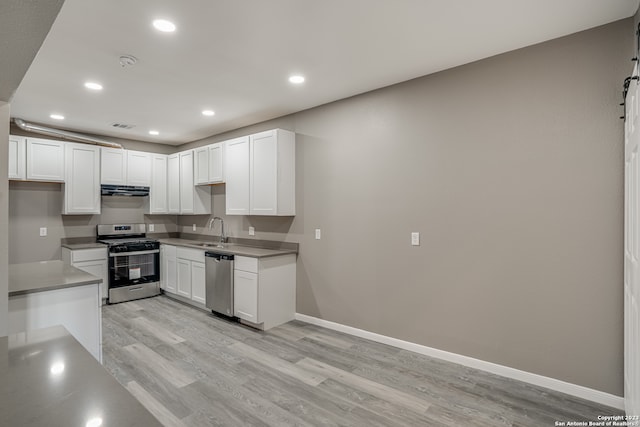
3,325,162,427
9,260,102,297
61,242,107,250
158,237,298,258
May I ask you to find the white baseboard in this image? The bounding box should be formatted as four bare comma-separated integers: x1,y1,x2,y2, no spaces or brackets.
294,313,624,411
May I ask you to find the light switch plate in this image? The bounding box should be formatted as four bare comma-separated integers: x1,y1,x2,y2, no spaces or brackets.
148,224,155,232
40,227,47,237
315,229,321,240
411,232,420,246
249,226,255,236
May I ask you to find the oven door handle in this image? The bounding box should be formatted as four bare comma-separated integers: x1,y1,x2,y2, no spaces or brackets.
109,249,160,257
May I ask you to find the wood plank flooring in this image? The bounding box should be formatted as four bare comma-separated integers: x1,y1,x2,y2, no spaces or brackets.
102,296,621,426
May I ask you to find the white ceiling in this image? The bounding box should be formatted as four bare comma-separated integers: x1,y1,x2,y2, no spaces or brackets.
10,0,640,145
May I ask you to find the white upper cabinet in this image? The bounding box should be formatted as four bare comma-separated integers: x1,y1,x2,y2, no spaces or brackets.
194,146,209,185
100,147,127,185
179,150,211,215
194,142,225,185
167,154,180,214
225,129,295,216
180,151,195,214
26,137,65,182
250,129,295,216
208,142,225,183
167,151,210,215
225,136,250,215
8,135,26,180
64,143,101,214
126,150,152,187
145,154,168,214
101,148,151,186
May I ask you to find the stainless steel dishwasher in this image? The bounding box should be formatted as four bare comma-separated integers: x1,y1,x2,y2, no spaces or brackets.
205,252,235,316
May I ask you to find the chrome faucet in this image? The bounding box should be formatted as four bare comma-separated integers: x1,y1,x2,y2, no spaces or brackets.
207,216,226,246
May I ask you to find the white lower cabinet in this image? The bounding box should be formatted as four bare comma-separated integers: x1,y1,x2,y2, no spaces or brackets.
160,245,177,294
175,247,206,304
159,245,296,326
62,247,108,304
234,270,259,322
177,258,191,298
234,254,296,330
191,261,206,305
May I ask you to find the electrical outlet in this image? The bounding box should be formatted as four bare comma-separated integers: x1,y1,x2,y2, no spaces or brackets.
249,226,255,236
40,227,47,237
148,224,155,232
192,224,197,232
411,232,420,246
315,229,321,240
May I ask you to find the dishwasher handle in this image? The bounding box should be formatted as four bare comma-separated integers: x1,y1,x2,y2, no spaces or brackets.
205,252,234,262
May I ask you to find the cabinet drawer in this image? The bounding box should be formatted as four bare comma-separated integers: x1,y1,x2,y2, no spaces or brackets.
176,247,205,262
71,247,107,262
235,256,258,273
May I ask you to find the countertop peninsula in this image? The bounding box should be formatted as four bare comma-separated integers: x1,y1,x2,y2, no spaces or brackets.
9,260,102,297
2,325,162,427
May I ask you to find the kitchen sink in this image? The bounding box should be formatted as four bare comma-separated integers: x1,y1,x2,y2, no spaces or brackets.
194,243,225,248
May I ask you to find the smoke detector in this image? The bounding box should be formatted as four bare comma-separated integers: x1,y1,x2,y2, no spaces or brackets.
111,123,135,130
119,55,138,68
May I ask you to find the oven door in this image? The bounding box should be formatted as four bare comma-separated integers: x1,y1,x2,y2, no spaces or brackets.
108,249,160,303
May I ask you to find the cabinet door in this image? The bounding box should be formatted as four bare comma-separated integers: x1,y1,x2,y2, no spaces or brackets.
73,260,108,303
101,147,127,185
8,135,25,180
180,151,194,214
234,270,258,322
26,138,65,182
191,261,206,304
225,136,250,215
250,130,278,215
167,154,180,214
194,146,209,185
209,142,224,183
149,154,168,214
161,245,177,294
127,150,152,186
176,258,191,298
64,143,101,214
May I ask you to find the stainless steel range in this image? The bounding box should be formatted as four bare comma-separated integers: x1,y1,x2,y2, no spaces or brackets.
97,224,160,304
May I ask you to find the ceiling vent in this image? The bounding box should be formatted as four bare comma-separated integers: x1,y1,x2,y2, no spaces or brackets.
111,123,135,130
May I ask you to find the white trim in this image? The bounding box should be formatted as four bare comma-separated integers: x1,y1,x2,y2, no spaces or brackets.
295,313,624,410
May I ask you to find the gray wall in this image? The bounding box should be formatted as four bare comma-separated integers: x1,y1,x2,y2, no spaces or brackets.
0,102,9,336
8,181,177,263
178,20,632,396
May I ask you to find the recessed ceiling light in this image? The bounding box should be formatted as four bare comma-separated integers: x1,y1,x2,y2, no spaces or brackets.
50,114,65,120
85,417,103,427
153,19,176,33
148,130,159,136
84,82,103,91
202,110,215,116
289,75,305,84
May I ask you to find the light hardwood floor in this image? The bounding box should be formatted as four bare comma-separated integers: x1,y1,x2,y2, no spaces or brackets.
102,296,621,426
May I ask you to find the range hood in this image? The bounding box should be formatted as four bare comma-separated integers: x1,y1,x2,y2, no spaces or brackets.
101,185,150,197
